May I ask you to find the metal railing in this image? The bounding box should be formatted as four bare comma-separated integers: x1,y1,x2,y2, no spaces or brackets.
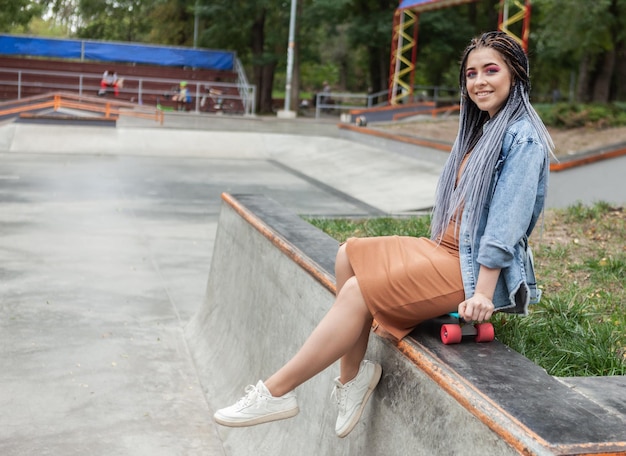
0,66,256,116
234,58,256,115
314,85,460,119
0,91,164,124
315,91,386,119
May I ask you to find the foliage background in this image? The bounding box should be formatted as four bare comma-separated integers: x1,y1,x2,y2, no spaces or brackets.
3,0,626,112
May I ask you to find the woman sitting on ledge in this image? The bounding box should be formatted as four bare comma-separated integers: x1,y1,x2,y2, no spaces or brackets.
213,31,555,438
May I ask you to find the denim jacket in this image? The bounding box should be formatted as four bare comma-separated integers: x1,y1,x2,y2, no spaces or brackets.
459,115,548,314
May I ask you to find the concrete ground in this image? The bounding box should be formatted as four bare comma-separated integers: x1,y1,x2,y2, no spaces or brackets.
0,112,623,455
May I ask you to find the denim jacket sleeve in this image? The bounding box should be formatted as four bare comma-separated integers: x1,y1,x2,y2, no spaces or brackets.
459,117,548,313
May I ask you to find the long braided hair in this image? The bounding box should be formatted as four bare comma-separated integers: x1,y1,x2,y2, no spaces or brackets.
430,31,554,242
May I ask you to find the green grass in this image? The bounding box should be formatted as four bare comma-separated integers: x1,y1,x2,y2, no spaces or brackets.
308,216,431,242
306,202,626,377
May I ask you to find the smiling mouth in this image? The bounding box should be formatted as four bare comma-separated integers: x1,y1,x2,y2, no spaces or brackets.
476,91,492,97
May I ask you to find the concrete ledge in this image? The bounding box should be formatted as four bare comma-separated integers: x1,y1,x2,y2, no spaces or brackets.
276,110,297,119
17,112,117,127
186,193,626,456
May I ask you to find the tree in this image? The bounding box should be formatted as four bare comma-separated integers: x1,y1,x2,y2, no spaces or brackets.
345,0,397,93
198,0,292,114
42,0,80,35
0,0,45,32
76,0,153,42
146,0,195,46
534,0,626,102
296,0,351,97
19,0,626,109
415,8,476,88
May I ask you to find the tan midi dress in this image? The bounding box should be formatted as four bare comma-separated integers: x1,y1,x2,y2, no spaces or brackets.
345,220,464,340
346,155,470,340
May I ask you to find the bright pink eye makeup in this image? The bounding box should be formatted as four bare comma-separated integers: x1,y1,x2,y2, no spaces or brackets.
485,65,500,73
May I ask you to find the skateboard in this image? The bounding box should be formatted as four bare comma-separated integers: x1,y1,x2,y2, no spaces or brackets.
437,312,494,345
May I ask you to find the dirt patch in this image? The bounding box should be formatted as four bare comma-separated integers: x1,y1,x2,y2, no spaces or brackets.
376,118,626,158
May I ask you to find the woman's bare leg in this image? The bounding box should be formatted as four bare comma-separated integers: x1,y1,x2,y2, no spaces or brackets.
264,277,371,396
333,243,373,383
213,242,377,428
264,245,372,397
265,251,372,396
335,243,354,291
338,320,372,383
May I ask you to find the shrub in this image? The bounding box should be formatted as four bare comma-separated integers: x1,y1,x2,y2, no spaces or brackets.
535,103,626,129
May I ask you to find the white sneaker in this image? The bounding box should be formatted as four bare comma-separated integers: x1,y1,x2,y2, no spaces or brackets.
331,360,382,438
214,380,299,427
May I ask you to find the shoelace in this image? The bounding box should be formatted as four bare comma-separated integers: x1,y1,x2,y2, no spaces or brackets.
331,381,348,413
235,384,260,408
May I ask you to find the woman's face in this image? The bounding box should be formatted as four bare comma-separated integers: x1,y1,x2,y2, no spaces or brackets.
465,47,513,118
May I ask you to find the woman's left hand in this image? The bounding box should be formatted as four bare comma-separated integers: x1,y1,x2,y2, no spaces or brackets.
458,292,495,322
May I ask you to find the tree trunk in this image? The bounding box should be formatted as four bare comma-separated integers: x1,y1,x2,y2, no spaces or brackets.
613,40,626,101
249,8,278,114
468,2,477,27
608,0,626,101
251,10,266,114
379,45,390,94
591,0,620,102
489,0,500,29
367,45,383,94
592,49,615,103
339,57,348,91
576,53,593,103
260,60,277,113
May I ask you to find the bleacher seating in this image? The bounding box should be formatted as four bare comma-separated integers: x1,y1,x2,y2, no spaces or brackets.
0,56,242,113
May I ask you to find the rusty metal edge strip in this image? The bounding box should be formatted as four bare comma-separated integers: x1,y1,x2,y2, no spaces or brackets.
550,147,626,172
349,101,436,116
338,123,453,152
392,105,460,121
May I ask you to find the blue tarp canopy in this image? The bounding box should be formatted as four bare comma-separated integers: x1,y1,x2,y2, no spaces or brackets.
399,0,477,12
0,34,235,71
400,0,439,7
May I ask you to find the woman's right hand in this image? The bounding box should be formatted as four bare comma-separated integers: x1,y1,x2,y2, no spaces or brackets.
458,292,495,322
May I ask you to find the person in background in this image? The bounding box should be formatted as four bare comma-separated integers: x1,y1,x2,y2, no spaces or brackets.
99,70,119,96
213,31,554,439
173,80,191,111
320,80,332,112
201,84,224,112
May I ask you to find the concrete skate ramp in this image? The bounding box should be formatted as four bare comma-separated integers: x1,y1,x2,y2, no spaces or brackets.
185,193,626,456
1,122,444,214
